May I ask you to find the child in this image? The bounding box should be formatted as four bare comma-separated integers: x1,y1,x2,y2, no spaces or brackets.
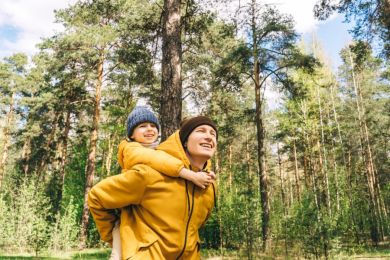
110,106,215,260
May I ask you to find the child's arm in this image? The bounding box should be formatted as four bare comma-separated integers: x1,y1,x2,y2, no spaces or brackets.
119,140,183,177
118,140,215,188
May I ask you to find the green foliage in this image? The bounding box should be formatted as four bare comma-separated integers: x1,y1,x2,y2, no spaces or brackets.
0,178,51,254
0,0,389,257
49,197,79,252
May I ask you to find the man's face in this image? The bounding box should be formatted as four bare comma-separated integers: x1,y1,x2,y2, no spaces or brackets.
131,122,158,144
186,125,217,160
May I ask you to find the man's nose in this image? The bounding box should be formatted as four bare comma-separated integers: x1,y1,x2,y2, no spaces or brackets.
204,131,214,140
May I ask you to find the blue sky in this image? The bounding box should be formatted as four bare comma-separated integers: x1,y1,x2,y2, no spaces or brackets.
0,0,353,70
305,15,353,69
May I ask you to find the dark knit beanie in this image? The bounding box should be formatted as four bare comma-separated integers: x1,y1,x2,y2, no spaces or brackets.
126,106,160,138
179,116,218,145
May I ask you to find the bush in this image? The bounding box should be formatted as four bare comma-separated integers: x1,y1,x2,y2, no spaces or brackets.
0,177,52,255
49,197,79,252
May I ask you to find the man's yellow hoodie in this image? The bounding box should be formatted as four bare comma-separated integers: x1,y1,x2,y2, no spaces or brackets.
88,131,215,259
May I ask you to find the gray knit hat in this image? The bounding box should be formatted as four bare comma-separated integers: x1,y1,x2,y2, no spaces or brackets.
126,106,160,138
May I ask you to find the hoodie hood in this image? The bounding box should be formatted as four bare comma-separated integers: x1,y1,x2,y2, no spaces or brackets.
157,130,211,171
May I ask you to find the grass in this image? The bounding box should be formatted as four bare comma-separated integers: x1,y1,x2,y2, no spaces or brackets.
1,247,389,259
0,249,110,260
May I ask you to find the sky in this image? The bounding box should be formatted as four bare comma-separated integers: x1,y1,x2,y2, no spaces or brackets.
0,0,353,68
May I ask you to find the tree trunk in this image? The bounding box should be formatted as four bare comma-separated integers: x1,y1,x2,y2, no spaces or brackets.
228,144,232,188
251,0,269,250
245,129,254,259
36,112,60,179
79,55,104,249
56,108,71,212
105,134,114,176
254,61,269,250
160,0,182,141
0,92,15,187
21,137,31,175
315,85,331,215
292,139,301,202
302,102,319,209
348,49,384,243
213,149,223,256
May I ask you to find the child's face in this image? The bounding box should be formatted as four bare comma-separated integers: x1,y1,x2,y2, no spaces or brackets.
131,122,159,144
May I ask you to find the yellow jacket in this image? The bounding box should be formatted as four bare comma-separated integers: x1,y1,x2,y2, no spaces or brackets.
117,139,184,176
88,131,216,260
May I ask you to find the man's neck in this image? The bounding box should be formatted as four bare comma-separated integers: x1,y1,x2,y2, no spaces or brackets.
186,153,207,171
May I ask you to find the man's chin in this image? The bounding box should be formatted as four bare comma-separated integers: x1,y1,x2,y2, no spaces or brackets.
200,153,214,160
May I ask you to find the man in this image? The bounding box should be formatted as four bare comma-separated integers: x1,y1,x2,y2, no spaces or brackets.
88,116,218,259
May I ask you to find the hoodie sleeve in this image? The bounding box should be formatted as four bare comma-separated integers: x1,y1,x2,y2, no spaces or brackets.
118,140,184,177
88,165,149,244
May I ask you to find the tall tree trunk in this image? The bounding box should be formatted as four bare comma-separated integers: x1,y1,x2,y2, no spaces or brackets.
79,54,104,249
245,129,254,259
254,61,269,250
277,143,287,211
21,137,31,175
316,85,331,215
346,148,361,244
228,144,232,188
329,83,343,212
292,139,301,202
251,0,269,250
348,50,384,242
302,101,319,209
36,111,60,179
214,149,224,257
0,92,15,187
105,134,114,177
160,0,182,141
56,108,71,212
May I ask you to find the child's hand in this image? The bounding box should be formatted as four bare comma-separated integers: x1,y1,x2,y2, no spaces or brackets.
207,171,216,180
179,168,215,189
192,171,214,189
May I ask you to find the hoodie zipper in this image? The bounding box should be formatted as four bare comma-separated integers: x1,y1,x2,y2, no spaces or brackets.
176,180,195,259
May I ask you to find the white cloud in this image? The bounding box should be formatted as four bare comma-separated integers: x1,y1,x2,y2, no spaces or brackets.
272,0,320,33
0,0,76,57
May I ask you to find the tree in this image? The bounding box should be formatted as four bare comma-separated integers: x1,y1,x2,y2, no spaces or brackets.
52,0,163,247
314,0,390,58
218,0,317,250
160,0,183,140
0,53,28,187
338,41,388,243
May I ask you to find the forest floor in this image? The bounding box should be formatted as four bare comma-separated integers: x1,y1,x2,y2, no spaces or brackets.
0,248,389,259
